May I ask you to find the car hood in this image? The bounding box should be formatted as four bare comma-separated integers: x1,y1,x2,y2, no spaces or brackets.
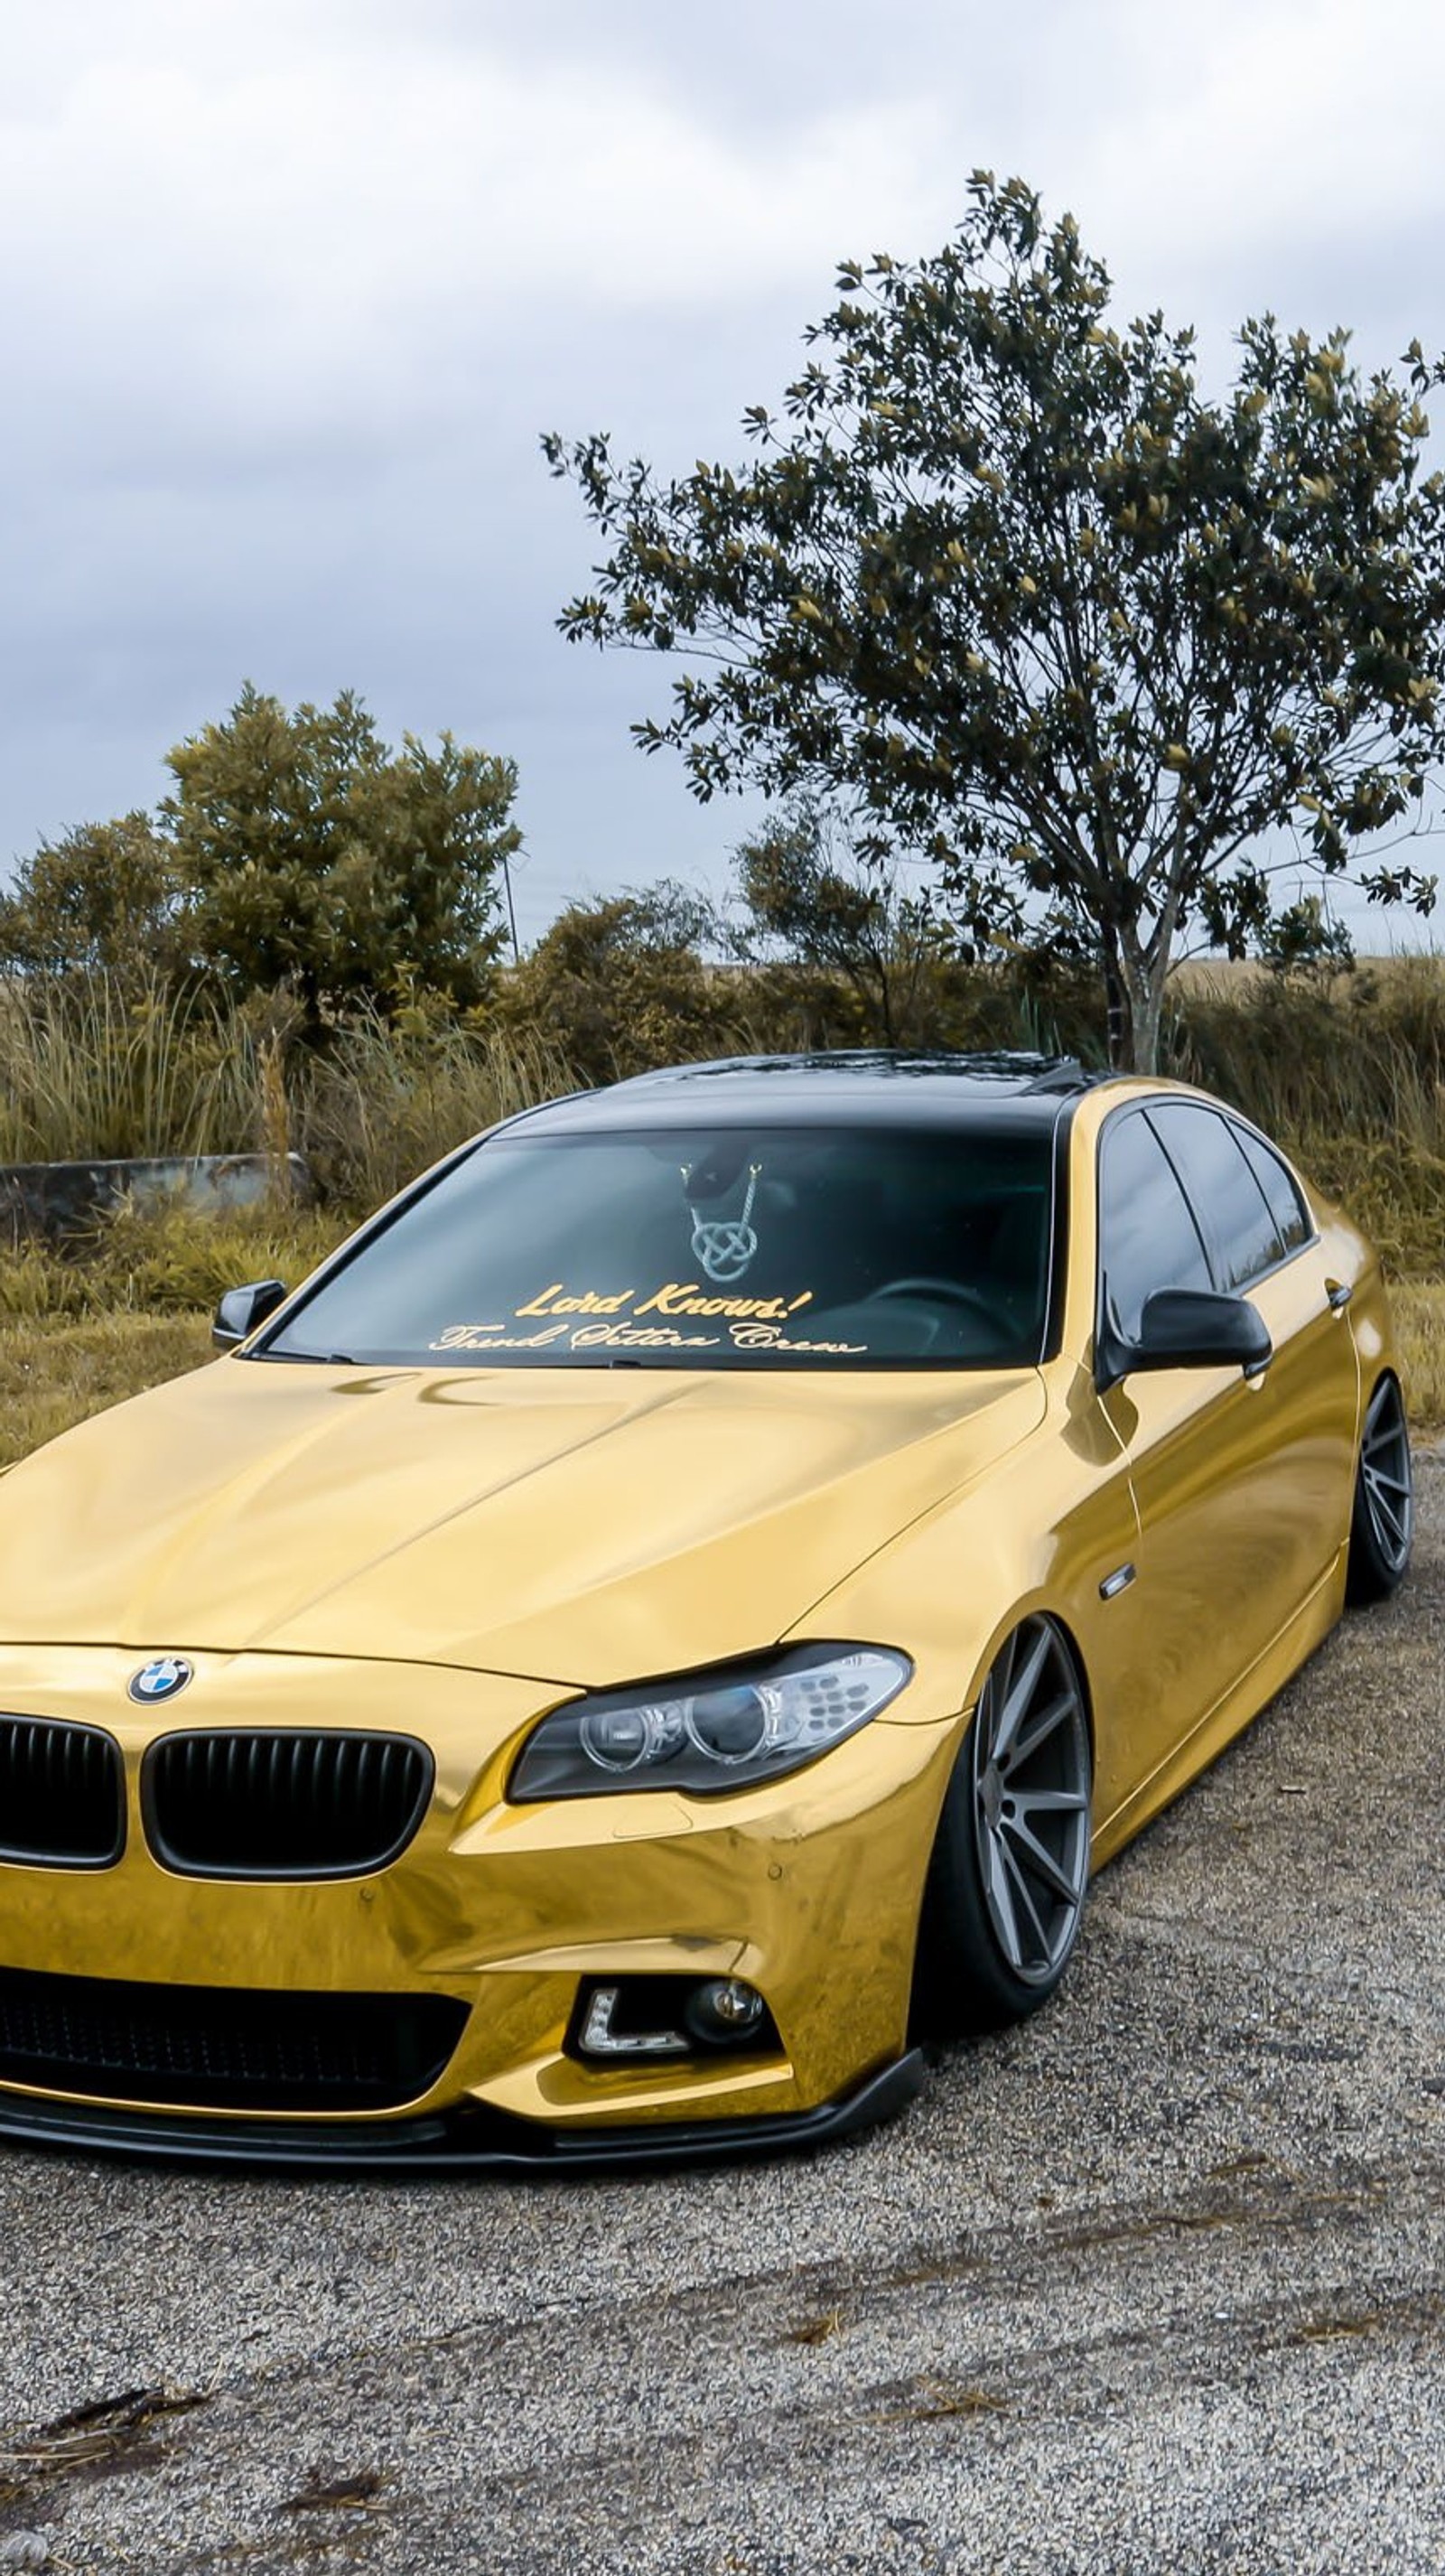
0,1358,1045,1684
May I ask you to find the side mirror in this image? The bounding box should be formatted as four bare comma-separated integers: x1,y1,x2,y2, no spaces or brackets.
1097,1287,1272,1391
212,1278,288,1354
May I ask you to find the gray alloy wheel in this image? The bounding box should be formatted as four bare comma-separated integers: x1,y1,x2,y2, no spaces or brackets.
912,1614,1092,2039
969,1616,1092,1985
1347,1374,1413,1603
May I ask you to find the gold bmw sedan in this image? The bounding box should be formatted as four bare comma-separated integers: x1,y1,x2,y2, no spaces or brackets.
0,1052,1412,2169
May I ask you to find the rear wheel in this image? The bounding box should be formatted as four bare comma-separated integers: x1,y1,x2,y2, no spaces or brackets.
912,1614,1092,2039
1347,1373,1413,1603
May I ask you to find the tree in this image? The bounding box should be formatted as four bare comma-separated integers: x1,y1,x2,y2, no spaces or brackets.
0,812,181,982
162,686,519,1022
545,173,1445,1070
733,800,948,1045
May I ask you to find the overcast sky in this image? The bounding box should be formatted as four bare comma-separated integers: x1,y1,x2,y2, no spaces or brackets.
6,0,1445,944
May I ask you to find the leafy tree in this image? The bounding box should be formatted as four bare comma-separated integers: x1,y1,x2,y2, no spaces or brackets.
546,173,1445,1069
733,800,950,1045
1254,892,1355,978
163,686,519,1023
0,812,181,982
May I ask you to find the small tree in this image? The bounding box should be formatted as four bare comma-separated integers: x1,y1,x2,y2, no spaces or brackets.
163,685,519,1023
733,801,948,1045
546,173,1445,1070
0,813,181,982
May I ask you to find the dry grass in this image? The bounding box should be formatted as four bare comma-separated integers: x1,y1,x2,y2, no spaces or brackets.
298,1009,570,1209
1385,1282,1445,1432
0,971,572,1208
0,1204,346,1324
0,1202,345,1468
0,973,262,1163
0,1312,213,1469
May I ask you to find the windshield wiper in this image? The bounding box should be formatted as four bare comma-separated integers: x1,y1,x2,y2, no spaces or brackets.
253,1349,356,1366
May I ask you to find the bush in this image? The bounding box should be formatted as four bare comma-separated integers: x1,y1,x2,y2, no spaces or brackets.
498,885,743,1084
0,814,182,983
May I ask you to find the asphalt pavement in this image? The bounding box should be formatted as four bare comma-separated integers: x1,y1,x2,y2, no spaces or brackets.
1,1466,1443,2574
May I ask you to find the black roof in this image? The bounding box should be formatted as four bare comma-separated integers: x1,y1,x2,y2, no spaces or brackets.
511,1050,1099,1138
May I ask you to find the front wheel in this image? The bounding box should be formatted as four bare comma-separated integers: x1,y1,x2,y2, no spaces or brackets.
912,1614,1093,2040
1346,1373,1413,1604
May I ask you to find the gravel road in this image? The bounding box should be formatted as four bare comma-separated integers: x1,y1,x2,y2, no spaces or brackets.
1,1466,1443,2575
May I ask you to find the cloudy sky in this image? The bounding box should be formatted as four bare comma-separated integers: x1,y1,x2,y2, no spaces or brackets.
6,0,1445,943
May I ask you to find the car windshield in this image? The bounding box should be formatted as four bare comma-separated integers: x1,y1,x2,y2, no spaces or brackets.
263,1121,1057,1371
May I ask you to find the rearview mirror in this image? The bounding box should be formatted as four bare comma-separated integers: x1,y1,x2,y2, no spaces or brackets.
1097,1287,1272,1391
212,1278,288,1353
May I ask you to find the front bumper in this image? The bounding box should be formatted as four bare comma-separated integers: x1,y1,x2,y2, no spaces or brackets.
0,1645,960,2151
0,2049,927,2174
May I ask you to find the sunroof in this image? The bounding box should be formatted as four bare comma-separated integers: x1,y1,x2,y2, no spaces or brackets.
618,1050,1087,1094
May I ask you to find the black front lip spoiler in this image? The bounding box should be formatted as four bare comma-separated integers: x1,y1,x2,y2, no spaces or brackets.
0,2049,927,2178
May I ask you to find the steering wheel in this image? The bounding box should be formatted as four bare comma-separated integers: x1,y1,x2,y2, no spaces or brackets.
872,1277,1003,1330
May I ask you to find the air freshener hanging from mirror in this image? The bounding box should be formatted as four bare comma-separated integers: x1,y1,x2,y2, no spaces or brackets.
682,1162,762,1283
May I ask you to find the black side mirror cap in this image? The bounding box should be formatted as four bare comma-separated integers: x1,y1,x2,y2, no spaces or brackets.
1096,1286,1273,1392
212,1278,288,1353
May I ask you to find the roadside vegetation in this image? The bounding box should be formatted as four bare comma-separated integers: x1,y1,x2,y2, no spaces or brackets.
0,939,1440,1466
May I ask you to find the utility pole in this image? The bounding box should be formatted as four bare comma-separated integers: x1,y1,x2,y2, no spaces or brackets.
500,852,521,966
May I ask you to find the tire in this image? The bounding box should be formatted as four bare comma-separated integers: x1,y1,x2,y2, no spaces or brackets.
912,1614,1093,2041
1346,1372,1413,1604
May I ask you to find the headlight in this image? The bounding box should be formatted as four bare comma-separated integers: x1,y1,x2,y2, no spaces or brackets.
508,1644,911,1801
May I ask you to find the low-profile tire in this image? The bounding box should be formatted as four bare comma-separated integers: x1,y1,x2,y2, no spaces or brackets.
911,1614,1093,2041
1346,1373,1413,1604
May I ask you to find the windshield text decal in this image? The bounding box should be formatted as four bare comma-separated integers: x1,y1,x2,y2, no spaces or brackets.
510,1282,815,1323
428,1281,864,1358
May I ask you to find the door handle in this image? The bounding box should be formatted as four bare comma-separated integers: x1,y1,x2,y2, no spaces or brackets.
1325,1279,1353,1312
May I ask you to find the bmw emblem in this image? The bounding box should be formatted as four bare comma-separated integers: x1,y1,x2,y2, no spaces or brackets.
127,1656,194,1706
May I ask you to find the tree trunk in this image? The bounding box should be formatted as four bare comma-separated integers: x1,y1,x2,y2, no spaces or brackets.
1101,925,1132,1069
1116,940,1169,1076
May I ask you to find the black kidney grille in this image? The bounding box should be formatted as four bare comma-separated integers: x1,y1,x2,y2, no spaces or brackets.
0,1716,125,1868
0,1966,468,2113
144,1730,434,1879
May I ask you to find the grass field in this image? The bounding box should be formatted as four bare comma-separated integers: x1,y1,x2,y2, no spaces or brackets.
0,1311,213,1470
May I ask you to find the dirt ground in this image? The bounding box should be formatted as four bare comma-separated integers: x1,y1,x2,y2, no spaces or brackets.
0,1469,1442,2574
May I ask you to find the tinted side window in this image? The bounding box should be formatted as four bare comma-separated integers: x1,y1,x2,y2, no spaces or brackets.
1234,1125,1310,1253
1149,1105,1283,1291
1099,1111,1211,1340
